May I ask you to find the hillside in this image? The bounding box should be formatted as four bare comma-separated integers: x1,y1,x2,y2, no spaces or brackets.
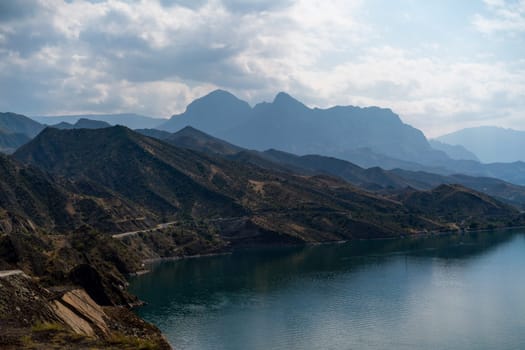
15,127,243,220
14,126,413,242
436,126,525,163
4,125,525,349
0,130,30,154
15,126,524,244
0,153,157,235
147,126,525,208
165,126,243,155
398,184,520,229
0,112,44,138
0,154,170,348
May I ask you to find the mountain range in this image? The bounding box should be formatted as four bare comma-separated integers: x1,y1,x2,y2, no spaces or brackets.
160,90,451,165
156,90,525,185
15,126,523,241
436,126,525,163
2,116,525,348
51,118,112,130
142,126,525,209
32,113,164,130
428,139,479,162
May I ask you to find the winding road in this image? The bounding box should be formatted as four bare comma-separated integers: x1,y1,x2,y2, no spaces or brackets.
111,221,178,239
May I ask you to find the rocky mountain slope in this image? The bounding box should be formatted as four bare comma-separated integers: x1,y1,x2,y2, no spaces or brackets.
15,126,524,241
151,126,525,208
3,125,525,349
0,130,30,154
156,91,525,186
159,90,449,166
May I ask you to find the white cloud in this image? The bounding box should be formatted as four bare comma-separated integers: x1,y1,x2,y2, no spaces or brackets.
0,0,523,138
473,0,525,34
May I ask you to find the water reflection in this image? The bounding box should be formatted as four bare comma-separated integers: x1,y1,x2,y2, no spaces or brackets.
129,230,525,350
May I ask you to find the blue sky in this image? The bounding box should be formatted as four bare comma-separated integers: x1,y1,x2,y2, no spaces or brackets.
0,0,523,136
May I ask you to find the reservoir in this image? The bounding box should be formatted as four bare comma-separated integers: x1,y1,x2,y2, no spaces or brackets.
129,230,525,349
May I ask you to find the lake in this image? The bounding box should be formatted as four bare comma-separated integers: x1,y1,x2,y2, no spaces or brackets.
129,230,525,350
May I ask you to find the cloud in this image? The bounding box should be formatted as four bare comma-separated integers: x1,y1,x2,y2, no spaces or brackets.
290,46,525,136
473,0,525,34
0,0,523,137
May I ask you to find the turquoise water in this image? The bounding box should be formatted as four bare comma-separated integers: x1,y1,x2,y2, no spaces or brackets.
129,231,525,349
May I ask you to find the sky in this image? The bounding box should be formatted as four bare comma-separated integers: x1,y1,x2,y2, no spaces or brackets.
0,0,524,137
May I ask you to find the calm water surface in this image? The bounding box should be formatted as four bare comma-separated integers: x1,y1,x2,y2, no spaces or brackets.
129,231,525,350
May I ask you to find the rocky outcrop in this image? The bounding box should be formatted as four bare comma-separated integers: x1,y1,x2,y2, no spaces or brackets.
0,271,171,349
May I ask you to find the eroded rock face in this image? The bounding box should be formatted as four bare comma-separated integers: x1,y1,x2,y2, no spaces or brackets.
51,289,110,337
0,271,171,349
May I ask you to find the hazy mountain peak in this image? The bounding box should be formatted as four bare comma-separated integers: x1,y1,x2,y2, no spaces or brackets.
207,89,238,98
272,92,308,110
437,126,525,163
428,139,479,161
177,125,205,134
186,89,250,111
0,112,45,138
160,90,252,133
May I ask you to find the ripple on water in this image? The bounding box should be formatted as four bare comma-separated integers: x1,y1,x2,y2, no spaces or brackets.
130,231,525,350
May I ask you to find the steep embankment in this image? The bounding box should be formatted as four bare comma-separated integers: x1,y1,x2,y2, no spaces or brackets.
0,272,170,349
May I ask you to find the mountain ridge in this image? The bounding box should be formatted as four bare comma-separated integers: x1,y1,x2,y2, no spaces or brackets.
33,113,164,130
154,91,525,186
436,126,525,163
159,90,448,166
0,112,45,138
15,125,521,244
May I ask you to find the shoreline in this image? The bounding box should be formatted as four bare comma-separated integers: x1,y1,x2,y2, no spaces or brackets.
128,224,525,277
126,224,525,349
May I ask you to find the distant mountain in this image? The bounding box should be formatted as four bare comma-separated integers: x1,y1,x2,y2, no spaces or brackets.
135,128,173,140
0,130,30,154
33,113,164,129
0,112,45,137
50,121,75,129
159,90,252,134
436,126,525,163
429,140,479,161
145,126,525,208
156,91,525,186
51,118,111,130
165,126,243,155
254,151,525,208
159,90,450,167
